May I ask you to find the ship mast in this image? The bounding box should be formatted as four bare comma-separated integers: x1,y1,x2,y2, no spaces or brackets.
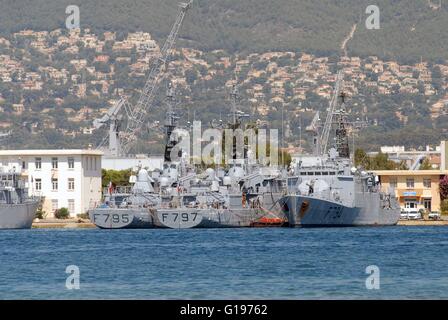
164,81,180,162
334,91,350,158
319,70,351,158
229,83,240,129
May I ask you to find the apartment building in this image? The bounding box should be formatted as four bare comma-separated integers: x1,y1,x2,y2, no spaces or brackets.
374,170,448,213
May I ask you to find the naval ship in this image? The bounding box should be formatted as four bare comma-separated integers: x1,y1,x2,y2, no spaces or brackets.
0,168,40,229
90,161,287,229
279,71,401,227
280,154,401,227
89,83,288,229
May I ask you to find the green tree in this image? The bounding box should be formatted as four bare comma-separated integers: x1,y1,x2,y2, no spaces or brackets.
354,149,408,170
440,199,448,216
419,158,433,170
102,169,133,189
354,148,369,167
439,176,448,201
54,208,70,220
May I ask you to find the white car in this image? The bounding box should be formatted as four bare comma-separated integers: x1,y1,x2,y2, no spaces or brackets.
429,212,441,220
400,211,422,220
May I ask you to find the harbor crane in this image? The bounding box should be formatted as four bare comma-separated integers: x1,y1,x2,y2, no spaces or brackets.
94,1,193,156
119,0,193,155
93,97,131,156
320,70,344,156
306,70,348,158
308,72,367,159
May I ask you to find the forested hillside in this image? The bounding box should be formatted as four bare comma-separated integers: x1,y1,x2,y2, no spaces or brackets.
1,0,448,152
0,0,447,62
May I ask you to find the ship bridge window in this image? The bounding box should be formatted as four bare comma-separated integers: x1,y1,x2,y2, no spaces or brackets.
322,172,329,176
315,172,322,176
183,196,197,205
299,172,306,176
307,172,314,176
329,172,336,176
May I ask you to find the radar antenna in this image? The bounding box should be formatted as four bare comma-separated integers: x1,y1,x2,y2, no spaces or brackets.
164,81,181,162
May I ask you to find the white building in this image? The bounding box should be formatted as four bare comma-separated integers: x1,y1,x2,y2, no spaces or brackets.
0,149,103,218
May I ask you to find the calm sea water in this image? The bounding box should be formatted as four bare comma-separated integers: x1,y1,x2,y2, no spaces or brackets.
1,227,447,299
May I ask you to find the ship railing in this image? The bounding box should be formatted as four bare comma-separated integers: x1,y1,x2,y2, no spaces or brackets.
0,180,16,189
30,191,44,199
102,186,133,195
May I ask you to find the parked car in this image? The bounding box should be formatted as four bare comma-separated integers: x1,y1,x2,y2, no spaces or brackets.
429,211,441,220
400,210,422,220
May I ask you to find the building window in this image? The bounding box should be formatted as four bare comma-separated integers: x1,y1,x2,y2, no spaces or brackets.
68,178,75,191
389,178,398,189
406,178,414,189
68,199,75,215
51,199,58,213
52,178,58,191
68,157,75,169
423,199,432,212
405,200,418,209
35,178,42,191
423,178,432,189
52,157,58,169
22,161,26,170
35,157,42,170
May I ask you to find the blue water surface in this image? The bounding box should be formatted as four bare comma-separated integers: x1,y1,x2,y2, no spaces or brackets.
0,227,447,299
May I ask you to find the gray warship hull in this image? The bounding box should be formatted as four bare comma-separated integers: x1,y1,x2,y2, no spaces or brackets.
89,208,158,229
89,207,258,229
0,201,39,229
280,194,400,227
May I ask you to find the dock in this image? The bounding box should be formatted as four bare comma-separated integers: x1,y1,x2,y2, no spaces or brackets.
32,218,96,229
397,219,448,226
30,218,448,229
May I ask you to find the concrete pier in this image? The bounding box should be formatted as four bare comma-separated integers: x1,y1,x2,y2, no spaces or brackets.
32,218,96,229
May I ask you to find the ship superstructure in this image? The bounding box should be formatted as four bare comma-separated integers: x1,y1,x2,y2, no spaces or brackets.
0,168,40,229
280,71,401,227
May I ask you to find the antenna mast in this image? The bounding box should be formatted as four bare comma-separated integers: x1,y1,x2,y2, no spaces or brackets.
164,81,180,162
